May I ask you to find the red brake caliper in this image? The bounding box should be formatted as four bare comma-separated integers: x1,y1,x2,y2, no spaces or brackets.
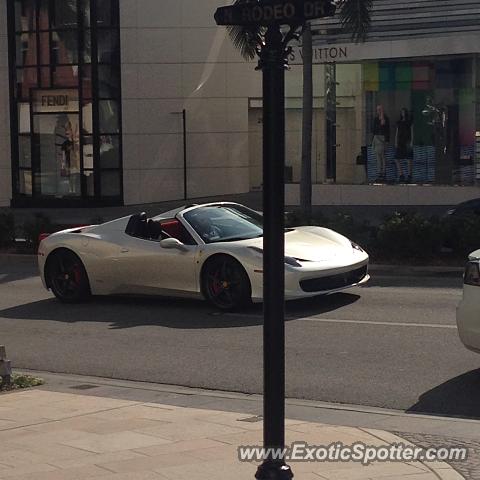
72,264,82,285
212,270,223,296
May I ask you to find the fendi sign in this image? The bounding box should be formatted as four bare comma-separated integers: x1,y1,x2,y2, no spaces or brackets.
33,89,79,113
41,94,69,108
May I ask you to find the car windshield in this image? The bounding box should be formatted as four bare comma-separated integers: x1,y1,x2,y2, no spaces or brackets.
183,205,263,244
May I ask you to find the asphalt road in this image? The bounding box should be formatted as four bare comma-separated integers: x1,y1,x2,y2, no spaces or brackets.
1,256,479,419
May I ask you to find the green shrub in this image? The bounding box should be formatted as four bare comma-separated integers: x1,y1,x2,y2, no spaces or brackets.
0,373,45,391
375,212,443,260
0,213,15,248
325,213,375,249
285,209,328,228
22,213,54,251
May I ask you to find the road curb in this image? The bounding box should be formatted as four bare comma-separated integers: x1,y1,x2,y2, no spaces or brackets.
19,370,480,437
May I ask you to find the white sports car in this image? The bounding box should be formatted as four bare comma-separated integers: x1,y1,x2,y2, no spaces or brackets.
457,249,480,352
38,202,369,310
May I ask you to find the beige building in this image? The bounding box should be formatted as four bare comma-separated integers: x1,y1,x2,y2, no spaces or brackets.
1,0,479,208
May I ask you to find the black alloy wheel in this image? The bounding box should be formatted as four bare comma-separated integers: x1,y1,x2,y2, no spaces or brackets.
203,255,251,311
46,250,91,303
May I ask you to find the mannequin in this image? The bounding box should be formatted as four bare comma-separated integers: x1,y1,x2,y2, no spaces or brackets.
394,108,414,183
372,105,390,182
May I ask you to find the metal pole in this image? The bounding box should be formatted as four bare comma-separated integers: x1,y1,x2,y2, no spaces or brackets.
255,24,293,480
183,109,187,200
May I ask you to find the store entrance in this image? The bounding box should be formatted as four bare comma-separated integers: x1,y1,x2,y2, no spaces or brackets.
32,112,81,198
31,89,81,198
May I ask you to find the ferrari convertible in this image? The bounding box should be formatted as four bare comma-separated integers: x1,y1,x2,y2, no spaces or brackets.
38,202,369,310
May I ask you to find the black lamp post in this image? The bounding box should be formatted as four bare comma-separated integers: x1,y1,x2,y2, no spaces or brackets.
214,3,336,479
255,23,293,480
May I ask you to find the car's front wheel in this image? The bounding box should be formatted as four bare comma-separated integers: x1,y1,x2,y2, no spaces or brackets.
202,255,252,311
46,250,91,303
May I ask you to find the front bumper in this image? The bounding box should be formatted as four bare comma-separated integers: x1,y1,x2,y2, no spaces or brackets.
250,257,370,302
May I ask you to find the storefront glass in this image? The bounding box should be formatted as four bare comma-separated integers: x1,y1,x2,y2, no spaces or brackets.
363,56,476,185
282,55,478,189
10,0,122,205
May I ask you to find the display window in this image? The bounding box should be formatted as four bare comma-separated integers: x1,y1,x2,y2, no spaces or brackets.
364,57,476,185
9,0,122,206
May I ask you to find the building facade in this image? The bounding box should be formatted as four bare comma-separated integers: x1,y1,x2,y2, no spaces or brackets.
1,0,480,208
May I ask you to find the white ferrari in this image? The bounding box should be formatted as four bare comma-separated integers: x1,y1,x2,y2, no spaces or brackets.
457,249,480,352
38,202,369,310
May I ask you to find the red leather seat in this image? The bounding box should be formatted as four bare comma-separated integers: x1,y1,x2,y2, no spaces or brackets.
161,220,183,241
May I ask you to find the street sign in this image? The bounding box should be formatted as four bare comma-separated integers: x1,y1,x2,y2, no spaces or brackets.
214,0,336,27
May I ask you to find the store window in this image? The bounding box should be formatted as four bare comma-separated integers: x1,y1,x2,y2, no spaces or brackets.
363,56,475,185
9,0,122,205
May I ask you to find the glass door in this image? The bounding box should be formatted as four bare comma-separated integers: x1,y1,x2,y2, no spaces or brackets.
32,109,81,198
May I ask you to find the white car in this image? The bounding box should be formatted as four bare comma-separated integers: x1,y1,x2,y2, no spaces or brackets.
457,249,480,352
38,202,369,310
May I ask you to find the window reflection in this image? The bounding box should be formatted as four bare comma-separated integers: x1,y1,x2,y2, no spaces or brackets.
18,136,31,168
15,0,37,32
100,135,120,168
97,30,119,64
96,0,119,26
101,171,121,196
99,65,120,98
52,0,78,29
99,100,120,133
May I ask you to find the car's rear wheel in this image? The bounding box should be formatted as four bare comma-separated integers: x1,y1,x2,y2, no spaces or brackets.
202,255,251,311
46,250,91,303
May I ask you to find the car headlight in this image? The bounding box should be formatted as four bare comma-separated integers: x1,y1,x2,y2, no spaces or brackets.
248,247,303,267
464,261,480,286
351,241,364,253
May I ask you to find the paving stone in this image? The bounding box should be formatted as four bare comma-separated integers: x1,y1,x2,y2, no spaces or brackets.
135,419,246,441
61,431,172,453
98,451,207,474
0,462,58,478
3,464,111,480
133,438,226,457
48,450,148,470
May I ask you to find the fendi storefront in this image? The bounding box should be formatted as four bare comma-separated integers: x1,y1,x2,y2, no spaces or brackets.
8,0,122,206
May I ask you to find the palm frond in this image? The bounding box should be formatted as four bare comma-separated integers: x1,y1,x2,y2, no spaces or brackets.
226,0,264,60
227,24,265,60
338,0,373,43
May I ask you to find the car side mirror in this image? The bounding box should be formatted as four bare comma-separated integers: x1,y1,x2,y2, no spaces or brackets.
160,238,185,249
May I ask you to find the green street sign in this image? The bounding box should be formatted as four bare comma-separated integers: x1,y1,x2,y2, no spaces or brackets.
214,0,336,26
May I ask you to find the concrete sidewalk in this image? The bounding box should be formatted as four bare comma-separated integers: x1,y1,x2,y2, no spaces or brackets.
0,372,466,480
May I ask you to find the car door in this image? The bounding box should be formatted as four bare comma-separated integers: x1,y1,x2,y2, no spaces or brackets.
114,234,199,296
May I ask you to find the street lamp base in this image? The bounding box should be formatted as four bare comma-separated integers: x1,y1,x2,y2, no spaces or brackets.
255,461,294,480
